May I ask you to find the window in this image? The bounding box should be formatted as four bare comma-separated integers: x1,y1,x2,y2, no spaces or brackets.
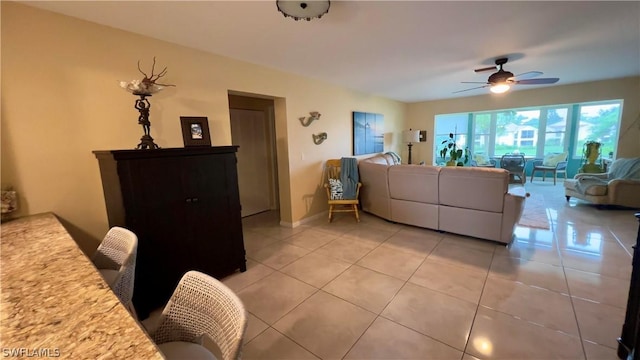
573,102,622,159
434,113,468,164
494,110,539,156
542,108,569,155
472,113,492,156
520,130,534,146
433,100,622,165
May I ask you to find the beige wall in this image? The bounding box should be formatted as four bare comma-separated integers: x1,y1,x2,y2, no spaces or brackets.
406,77,640,165
1,3,407,253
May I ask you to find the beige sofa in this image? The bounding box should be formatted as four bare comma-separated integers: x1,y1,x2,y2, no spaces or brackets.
564,158,640,208
359,154,527,244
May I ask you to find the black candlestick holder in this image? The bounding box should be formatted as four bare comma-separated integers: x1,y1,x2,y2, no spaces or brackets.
134,94,160,149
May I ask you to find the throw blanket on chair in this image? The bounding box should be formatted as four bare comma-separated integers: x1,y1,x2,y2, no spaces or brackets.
576,158,640,194
340,157,359,200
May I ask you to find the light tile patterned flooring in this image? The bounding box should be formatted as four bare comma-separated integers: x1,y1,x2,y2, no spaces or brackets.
222,181,639,359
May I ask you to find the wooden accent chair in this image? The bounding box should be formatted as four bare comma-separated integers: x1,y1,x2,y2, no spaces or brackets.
530,153,568,185
324,159,362,222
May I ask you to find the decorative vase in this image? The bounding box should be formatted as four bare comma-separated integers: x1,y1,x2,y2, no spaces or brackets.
581,141,603,173
587,142,601,164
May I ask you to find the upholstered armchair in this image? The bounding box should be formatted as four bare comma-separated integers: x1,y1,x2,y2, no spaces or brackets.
564,158,640,208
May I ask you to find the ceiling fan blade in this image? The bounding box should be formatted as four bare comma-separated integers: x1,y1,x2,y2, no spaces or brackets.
461,81,489,84
453,85,489,94
513,71,542,80
516,78,560,85
474,66,497,73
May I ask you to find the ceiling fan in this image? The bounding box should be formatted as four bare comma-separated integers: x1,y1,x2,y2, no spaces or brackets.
454,57,559,94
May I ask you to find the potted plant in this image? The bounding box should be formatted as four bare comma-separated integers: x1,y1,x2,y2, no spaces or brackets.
439,133,469,166
580,140,603,173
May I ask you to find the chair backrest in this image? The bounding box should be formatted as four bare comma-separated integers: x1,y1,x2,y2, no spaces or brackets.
500,154,525,171
152,271,248,360
542,152,568,168
92,226,138,307
326,159,341,182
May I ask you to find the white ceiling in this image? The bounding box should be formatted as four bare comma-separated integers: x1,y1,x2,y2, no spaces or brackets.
22,1,640,102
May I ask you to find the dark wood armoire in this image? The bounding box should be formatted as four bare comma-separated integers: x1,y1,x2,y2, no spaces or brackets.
93,146,246,318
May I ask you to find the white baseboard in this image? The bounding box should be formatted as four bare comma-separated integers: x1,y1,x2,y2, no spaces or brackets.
279,211,327,228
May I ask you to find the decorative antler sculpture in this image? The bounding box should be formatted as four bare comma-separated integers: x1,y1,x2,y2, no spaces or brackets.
120,57,175,149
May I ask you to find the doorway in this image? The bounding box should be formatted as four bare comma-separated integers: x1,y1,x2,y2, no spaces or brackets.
228,94,279,218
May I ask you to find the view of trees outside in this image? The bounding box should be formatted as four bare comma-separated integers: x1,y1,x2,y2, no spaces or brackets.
473,113,491,155
544,108,568,155
434,113,468,164
574,104,621,158
435,101,622,164
494,110,540,156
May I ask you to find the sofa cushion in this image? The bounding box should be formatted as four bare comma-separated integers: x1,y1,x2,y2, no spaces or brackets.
362,154,392,165
474,154,492,166
542,152,567,167
439,167,508,213
388,165,440,204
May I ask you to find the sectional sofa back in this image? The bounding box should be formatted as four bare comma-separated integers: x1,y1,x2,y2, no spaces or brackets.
358,156,511,217
358,156,393,218
439,167,509,213
388,165,440,204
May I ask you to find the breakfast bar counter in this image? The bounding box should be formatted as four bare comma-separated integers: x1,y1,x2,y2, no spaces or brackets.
0,213,163,359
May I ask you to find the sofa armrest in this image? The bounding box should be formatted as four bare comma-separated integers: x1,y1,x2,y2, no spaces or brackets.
556,161,568,170
574,172,608,180
531,159,543,167
607,179,640,208
499,188,528,244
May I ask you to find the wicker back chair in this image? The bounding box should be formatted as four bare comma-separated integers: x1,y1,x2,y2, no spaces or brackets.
500,154,527,184
92,226,138,311
150,271,248,360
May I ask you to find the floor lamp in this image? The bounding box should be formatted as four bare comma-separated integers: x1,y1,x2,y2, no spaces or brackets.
402,129,421,164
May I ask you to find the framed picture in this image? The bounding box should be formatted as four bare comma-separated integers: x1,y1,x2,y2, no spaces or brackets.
180,116,211,147
353,111,384,155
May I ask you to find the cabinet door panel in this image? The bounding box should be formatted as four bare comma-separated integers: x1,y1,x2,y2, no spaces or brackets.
121,157,197,316
180,154,245,275
94,147,246,318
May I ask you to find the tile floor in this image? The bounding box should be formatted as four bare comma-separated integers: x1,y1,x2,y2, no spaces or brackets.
222,180,639,359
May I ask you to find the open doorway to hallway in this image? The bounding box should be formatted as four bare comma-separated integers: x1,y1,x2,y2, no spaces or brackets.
228,94,280,218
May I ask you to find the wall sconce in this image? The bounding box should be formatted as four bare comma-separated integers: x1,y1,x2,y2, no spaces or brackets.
299,111,321,127
312,132,327,145
402,128,421,164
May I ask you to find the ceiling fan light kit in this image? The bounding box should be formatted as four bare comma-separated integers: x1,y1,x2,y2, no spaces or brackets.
277,1,330,21
456,57,559,94
490,83,510,94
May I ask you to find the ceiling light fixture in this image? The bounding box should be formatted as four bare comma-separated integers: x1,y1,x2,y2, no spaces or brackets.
490,83,510,94
276,1,330,21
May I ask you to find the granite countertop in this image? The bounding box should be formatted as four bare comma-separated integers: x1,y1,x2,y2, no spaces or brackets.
1,213,163,359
